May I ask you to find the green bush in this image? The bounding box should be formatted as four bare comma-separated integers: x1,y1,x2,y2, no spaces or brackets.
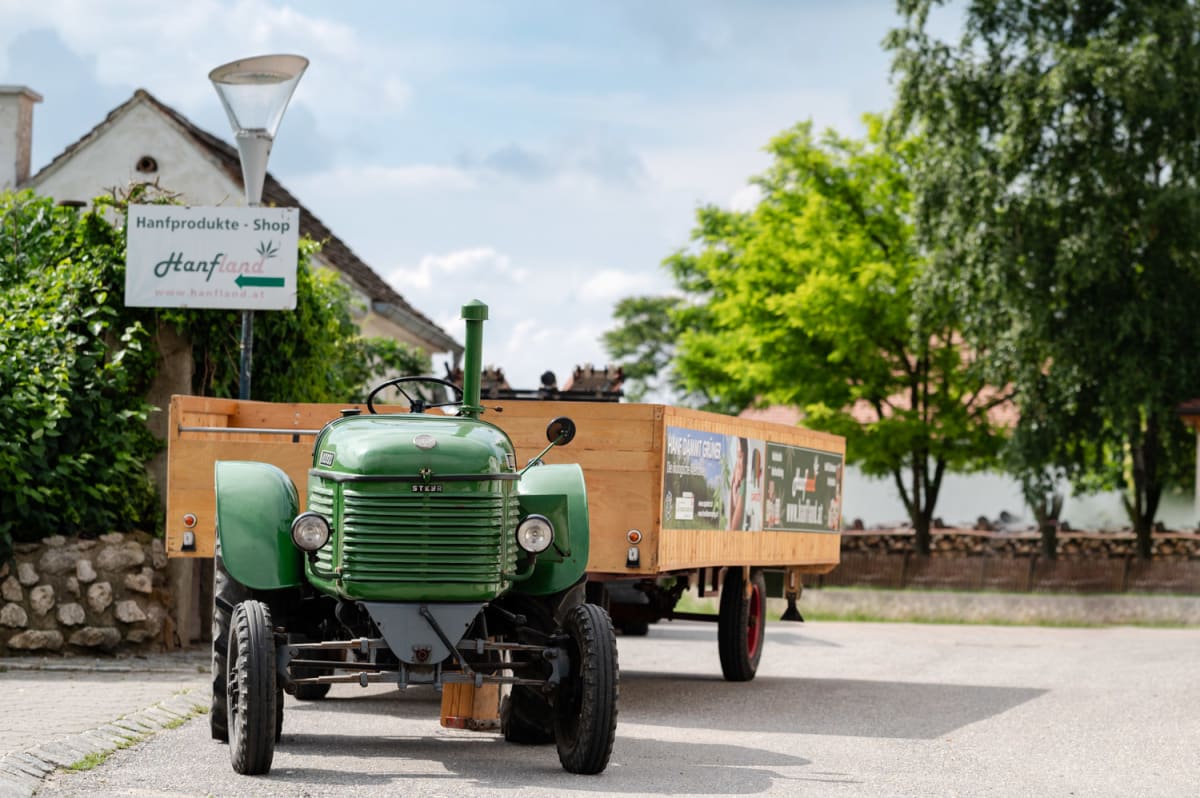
0,193,159,562
0,189,429,564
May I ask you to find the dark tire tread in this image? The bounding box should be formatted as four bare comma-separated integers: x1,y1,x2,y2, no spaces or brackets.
717,567,766,682
554,603,619,775
228,600,277,775
211,543,250,742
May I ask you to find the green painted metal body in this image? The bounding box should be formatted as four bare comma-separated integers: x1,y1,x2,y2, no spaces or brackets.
211,299,590,603
516,463,590,595
305,413,521,602
460,300,487,419
214,461,304,590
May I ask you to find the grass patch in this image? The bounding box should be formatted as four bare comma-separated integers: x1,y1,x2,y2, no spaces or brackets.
67,734,142,771
65,701,207,772
672,586,1198,628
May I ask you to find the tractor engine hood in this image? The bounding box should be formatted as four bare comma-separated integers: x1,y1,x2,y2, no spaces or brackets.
312,414,517,479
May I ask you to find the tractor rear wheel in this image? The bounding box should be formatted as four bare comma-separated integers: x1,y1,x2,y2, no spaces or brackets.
228,600,277,775
292,644,335,701
211,539,250,742
717,567,766,682
501,685,555,744
554,603,618,774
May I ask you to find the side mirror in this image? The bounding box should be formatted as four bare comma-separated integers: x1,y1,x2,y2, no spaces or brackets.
523,417,578,473
546,416,576,447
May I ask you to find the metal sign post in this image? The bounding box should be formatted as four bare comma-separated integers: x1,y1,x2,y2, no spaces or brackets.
209,53,308,400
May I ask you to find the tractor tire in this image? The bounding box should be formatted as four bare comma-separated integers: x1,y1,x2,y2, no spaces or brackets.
554,603,619,775
292,645,336,701
501,685,555,744
211,539,250,742
618,620,650,637
294,681,333,701
717,567,766,682
228,600,277,775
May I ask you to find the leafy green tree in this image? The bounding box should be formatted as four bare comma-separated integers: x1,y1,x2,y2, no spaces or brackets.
659,118,1007,553
889,0,1200,557
602,295,726,407
603,296,681,402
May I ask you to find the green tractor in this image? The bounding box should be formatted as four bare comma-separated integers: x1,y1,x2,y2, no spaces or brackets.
208,300,618,775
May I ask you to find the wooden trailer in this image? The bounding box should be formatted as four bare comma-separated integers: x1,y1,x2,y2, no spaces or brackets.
167,394,844,679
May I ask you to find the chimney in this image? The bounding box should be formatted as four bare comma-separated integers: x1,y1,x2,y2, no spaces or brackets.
0,86,43,190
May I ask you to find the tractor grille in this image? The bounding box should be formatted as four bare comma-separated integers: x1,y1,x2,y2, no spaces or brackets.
307,480,517,586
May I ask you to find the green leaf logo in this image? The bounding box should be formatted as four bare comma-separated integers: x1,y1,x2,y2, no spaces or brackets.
257,240,280,259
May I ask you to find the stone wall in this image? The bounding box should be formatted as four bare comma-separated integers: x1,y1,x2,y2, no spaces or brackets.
840,528,1200,559
822,528,1200,594
0,532,172,656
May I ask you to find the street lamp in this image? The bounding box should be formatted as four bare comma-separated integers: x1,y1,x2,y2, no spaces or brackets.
209,53,308,399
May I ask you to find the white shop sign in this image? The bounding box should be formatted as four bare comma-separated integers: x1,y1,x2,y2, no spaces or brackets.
125,205,299,310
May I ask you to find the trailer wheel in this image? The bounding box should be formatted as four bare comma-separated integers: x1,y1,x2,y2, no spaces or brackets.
211,538,250,742
554,603,619,774
718,568,766,682
228,600,277,775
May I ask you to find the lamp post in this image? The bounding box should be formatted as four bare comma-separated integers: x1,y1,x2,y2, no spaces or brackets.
209,54,308,400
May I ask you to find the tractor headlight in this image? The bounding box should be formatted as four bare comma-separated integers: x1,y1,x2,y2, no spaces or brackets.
516,514,554,554
291,512,331,552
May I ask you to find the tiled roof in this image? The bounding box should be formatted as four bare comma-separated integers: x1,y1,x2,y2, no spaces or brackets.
30,89,460,356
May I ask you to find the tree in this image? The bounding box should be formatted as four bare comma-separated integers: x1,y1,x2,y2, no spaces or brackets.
889,0,1200,558
602,296,682,403
657,118,1008,553
602,295,728,408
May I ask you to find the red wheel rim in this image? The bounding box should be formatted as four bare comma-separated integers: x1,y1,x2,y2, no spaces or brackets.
747,582,764,659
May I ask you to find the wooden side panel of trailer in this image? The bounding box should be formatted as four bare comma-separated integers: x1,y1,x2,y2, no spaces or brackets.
166,396,843,575
654,406,843,575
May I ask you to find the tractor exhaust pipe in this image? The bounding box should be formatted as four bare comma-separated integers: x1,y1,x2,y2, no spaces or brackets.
460,300,487,419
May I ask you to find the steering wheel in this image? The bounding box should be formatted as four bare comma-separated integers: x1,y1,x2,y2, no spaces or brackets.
366,376,465,415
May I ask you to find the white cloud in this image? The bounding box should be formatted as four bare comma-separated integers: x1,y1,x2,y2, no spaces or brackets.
387,247,527,292
729,184,762,213
296,164,475,194
0,0,413,135
580,269,662,302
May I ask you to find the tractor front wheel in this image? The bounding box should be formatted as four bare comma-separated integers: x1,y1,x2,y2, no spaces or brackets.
228,600,277,775
553,603,618,774
211,540,250,742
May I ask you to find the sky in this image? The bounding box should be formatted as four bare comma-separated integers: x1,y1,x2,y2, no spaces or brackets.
0,0,910,389
6,1,1194,527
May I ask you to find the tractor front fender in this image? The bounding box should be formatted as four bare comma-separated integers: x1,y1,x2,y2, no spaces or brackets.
516,463,589,596
214,461,305,591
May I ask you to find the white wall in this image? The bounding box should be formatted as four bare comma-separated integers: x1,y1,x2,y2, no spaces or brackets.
843,465,1198,531
33,102,237,206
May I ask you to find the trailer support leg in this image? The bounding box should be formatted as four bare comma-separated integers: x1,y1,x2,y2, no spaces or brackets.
781,567,804,622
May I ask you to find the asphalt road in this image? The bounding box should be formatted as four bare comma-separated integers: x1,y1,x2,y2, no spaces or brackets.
35,620,1200,798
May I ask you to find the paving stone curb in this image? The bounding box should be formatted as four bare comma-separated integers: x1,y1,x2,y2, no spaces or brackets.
0,675,209,798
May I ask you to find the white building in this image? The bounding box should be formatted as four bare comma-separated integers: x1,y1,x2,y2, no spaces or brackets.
0,85,461,364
